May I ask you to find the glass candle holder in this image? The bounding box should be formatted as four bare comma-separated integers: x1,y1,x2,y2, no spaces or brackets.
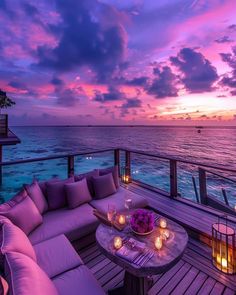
118,214,126,225
160,218,167,229
161,229,170,240
155,236,163,250
114,236,122,249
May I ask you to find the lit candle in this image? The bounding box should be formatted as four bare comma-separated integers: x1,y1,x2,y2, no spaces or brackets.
155,236,163,250
125,176,129,183
114,236,122,249
162,229,170,240
160,218,167,229
216,255,228,268
118,214,126,225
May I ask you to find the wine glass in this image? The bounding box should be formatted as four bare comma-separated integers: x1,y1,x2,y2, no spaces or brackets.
107,204,116,233
124,195,133,222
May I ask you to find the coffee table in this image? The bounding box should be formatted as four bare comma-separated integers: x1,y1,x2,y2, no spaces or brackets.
96,210,188,295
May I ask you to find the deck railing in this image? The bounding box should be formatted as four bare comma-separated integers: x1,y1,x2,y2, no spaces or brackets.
0,148,236,215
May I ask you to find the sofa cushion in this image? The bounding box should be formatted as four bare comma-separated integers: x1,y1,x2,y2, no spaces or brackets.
74,169,99,196
99,165,119,188
0,196,43,235
28,203,99,245
65,178,92,209
34,235,82,278
4,252,58,295
93,173,117,199
24,180,48,214
0,190,28,212
1,222,36,263
46,177,74,210
90,186,148,214
53,265,105,295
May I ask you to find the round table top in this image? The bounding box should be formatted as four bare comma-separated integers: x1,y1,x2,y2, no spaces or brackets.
96,210,188,277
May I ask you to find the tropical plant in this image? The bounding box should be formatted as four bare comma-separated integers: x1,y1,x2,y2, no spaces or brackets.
0,89,15,114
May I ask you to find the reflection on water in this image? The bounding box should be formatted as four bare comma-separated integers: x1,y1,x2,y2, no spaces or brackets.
1,126,236,207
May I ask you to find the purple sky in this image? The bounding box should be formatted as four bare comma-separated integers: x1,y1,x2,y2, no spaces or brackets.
1,0,236,126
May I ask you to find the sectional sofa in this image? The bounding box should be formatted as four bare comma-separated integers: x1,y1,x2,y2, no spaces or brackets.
0,166,148,294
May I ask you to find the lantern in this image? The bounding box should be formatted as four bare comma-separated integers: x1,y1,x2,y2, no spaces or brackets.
212,216,236,274
121,166,131,184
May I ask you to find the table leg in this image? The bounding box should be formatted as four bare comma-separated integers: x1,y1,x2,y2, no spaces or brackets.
109,271,152,295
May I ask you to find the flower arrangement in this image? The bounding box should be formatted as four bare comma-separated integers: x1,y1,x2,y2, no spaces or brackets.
130,209,154,234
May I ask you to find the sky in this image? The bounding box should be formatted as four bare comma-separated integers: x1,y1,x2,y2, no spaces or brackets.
1,0,236,126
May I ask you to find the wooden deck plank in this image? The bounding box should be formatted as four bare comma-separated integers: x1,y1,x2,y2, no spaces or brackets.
198,277,217,295
157,263,192,295
170,266,199,295
223,288,236,295
148,260,185,295
102,270,124,292
209,282,226,295
89,257,112,275
99,265,123,286
184,272,208,295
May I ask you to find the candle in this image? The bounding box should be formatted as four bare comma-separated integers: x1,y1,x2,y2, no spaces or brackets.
114,236,122,249
118,214,126,225
155,236,163,250
216,255,228,268
162,229,170,240
160,218,167,229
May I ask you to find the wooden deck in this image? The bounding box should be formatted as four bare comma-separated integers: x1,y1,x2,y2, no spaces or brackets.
128,183,236,246
0,129,21,146
78,237,236,294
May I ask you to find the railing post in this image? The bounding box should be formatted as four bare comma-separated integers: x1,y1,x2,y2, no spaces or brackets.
114,149,120,176
125,150,131,182
67,155,74,178
199,167,208,205
170,159,177,197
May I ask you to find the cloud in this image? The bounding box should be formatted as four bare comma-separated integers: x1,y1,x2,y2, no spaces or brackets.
37,0,127,82
146,66,179,98
93,86,124,103
125,77,148,87
215,36,233,43
170,48,218,93
220,46,236,95
228,24,236,31
121,98,141,108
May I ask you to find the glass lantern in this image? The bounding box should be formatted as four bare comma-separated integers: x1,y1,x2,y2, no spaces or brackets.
212,216,236,274
121,166,131,184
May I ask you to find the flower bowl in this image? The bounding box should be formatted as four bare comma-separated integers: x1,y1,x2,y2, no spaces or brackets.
130,209,154,236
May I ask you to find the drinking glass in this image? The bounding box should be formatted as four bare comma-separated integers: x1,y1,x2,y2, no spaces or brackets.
124,195,133,222
107,204,116,233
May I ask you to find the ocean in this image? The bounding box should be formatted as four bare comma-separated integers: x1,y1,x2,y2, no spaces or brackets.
2,126,236,207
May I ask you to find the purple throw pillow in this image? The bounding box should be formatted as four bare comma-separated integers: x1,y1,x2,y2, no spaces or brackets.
46,177,74,210
0,196,43,235
24,181,48,214
99,165,119,188
0,190,28,213
65,178,92,209
1,222,36,263
74,169,99,196
4,252,58,295
38,178,59,197
93,173,117,199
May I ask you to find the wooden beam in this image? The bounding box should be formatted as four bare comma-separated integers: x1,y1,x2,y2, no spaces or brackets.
170,159,178,198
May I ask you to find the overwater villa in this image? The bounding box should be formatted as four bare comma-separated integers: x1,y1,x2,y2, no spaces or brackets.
0,127,235,295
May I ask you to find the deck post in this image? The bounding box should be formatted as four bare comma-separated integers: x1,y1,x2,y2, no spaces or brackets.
199,168,208,205
170,160,178,197
114,149,120,176
67,155,74,178
125,150,131,181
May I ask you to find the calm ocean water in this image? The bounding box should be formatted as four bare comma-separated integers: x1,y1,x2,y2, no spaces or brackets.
2,126,236,207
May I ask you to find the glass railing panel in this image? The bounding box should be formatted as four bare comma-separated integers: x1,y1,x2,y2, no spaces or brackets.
74,151,114,174
177,163,200,203
129,153,170,193
206,171,236,210
1,158,68,202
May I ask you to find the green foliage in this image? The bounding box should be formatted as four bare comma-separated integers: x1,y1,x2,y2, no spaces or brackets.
0,89,15,111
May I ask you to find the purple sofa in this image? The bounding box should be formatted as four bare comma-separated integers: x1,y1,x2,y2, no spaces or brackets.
0,166,148,294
